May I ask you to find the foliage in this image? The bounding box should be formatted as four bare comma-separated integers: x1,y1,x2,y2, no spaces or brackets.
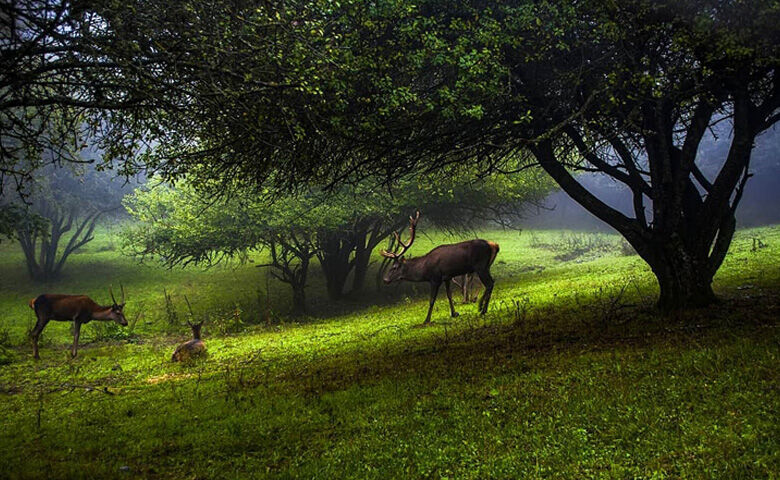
1,0,343,198
0,204,46,244
5,0,777,310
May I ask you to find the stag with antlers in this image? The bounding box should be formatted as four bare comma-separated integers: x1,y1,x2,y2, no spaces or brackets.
28,285,127,359
381,211,500,324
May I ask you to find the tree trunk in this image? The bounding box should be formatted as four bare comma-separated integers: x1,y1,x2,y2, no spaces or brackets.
351,253,370,294
323,263,350,300
317,231,355,300
291,283,307,314
351,234,372,295
351,221,388,295
647,240,717,312
532,134,748,314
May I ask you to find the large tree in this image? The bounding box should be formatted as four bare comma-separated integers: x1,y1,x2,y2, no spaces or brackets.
526,1,780,310
285,0,779,311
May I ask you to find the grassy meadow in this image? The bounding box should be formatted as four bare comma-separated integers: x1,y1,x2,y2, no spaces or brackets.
0,224,778,478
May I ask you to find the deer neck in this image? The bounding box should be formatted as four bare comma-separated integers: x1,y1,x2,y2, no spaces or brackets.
92,306,115,321
402,257,427,282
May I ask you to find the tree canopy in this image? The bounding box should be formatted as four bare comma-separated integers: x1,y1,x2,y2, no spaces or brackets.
276,0,779,309
1,0,326,195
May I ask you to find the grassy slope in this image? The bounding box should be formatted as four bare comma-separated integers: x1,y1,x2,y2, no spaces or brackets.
0,226,778,479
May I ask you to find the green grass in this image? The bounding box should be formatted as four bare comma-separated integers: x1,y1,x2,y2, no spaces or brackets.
0,225,778,478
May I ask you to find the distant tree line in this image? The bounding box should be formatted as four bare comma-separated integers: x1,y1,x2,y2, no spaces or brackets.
122,167,551,312
1,162,130,281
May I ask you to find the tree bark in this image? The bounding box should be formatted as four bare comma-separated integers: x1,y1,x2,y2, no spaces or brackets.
317,230,355,300
351,235,371,295
291,285,307,314
350,221,388,295
322,261,351,300
648,240,717,312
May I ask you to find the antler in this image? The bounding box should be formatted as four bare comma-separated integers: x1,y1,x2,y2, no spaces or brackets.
110,284,126,306
183,295,206,327
184,295,195,327
381,211,420,259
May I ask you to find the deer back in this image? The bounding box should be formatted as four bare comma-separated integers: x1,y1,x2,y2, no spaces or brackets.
411,239,497,280
32,294,101,320
171,339,207,362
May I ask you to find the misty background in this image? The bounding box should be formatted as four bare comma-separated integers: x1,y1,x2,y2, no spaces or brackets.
526,124,780,230
7,122,776,233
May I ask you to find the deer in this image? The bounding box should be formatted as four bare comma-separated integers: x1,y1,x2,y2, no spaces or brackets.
381,211,500,324
28,285,127,359
171,296,207,362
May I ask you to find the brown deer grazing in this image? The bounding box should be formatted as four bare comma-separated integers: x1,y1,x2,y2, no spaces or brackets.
29,286,127,359
381,212,500,323
171,296,207,362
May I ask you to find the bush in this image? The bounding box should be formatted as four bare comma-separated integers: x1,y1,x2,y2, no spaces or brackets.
211,305,245,335
89,322,132,342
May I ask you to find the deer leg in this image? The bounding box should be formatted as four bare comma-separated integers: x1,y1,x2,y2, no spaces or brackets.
424,281,441,324
444,280,459,317
30,315,49,360
473,280,483,304
476,270,495,315
71,321,82,358
451,276,465,303
469,274,480,303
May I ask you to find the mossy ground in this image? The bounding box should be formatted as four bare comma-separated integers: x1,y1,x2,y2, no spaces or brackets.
0,226,778,478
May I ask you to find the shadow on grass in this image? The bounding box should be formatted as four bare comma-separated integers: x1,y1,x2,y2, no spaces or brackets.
215,291,780,399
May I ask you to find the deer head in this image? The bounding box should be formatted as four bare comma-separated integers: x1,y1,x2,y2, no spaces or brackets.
381,211,420,284
108,284,128,326
184,295,205,340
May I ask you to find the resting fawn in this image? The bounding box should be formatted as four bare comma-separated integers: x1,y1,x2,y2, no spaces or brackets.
172,296,207,362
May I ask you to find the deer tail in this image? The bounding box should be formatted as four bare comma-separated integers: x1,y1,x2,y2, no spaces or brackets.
29,297,37,310
487,241,500,266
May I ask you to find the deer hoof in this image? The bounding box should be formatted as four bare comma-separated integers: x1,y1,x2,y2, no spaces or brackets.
451,312,460,318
